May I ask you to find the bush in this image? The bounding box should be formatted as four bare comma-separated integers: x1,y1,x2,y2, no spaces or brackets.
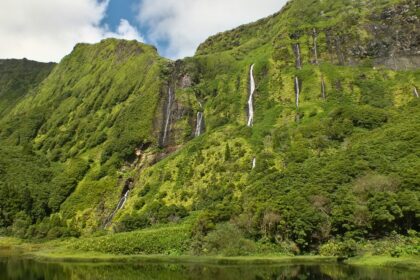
71,223,192,255
202,223,256,256
319,239,358,257
118,202,188,232
11,211,31,238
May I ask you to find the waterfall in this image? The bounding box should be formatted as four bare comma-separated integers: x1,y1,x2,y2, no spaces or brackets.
115,190,130,212
247,64,256,127
295,76,300,109
195,111,204,137
313,28,319,64
294,44,302,69
321,77,326,99
104,190,130,227
414,87,419,98
162,87,173,145
252,157,256,169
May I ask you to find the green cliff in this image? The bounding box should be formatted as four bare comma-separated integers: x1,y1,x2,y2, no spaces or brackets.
0,0,418,257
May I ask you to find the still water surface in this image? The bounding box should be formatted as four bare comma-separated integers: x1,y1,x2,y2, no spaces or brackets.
0,250,419,280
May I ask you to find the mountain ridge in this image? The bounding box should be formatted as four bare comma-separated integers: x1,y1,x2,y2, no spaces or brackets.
0,0,419,257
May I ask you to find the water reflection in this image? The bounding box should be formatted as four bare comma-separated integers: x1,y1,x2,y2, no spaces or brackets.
0,251,418,280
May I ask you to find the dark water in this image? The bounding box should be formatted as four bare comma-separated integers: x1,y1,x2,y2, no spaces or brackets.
0,251,419,280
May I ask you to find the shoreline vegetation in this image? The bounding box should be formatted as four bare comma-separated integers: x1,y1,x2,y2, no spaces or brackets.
0,1,419,278
1,237,419,270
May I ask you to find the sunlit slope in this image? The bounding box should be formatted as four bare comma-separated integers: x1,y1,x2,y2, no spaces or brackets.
0,0,418,253
0,39,171,234
114,0,420,251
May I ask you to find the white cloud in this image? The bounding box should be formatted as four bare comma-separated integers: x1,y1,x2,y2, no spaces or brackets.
137,0,286,59
109,19,144,41
0,0,143,62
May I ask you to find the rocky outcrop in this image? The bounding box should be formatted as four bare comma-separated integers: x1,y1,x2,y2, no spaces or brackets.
273,0,419,69
156,61,199,149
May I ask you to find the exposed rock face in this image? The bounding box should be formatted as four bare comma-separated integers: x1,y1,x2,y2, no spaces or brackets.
367,0,420,68
157,61,197,149
272,0,419,69
180,74,193,88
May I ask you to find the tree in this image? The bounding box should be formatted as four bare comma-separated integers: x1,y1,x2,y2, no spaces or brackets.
11,211,31,238
368,192,403,235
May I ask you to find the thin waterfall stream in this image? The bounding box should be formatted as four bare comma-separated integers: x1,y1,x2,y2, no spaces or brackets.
162,87,173,145
295,76,300,109
247,64,256,127
294,44,302,69
104,189,130,227
195,111,204,137
414,87,419,98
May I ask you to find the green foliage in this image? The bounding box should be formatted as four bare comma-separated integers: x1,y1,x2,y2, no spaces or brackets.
224,143,231,161
48,159,90,212
201,223,256,256
118,201,188,232
320,232,420,257
0,59,54,117
0,39,168,234
11,211,32,238
0,146,53,228
71,223,192,255
319,239,359,258
0,0,419,259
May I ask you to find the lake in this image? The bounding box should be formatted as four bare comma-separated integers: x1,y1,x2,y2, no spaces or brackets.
0,250,419,280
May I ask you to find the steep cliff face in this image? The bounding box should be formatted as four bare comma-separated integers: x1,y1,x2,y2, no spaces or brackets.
0,0,419,250
0,39,165,156
157,61,200,151
198,0,419,67
112,0,419,248
0,39,175,232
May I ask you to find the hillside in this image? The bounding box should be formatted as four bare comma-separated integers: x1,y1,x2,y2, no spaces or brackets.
0,0,419,257
0,59,55,117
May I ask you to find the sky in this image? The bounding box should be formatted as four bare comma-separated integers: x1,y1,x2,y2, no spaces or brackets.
0,0,286,62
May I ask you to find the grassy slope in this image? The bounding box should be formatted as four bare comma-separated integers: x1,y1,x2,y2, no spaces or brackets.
0,39,169,232
114,0,419,237
0,0,419,260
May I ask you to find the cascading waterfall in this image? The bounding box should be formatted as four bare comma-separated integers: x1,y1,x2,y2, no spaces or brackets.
195,111,204,137
162,87,173,145
294,44,302,69
414,87,419,98
252,157,256,169
104,190,130,227
321,77,326,100
247,64,256,127
295,76,300,109
313,28,319,64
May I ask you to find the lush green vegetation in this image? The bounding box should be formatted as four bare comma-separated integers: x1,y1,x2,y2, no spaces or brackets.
0,59,54,117
0,39,169,238
0,0,419,261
